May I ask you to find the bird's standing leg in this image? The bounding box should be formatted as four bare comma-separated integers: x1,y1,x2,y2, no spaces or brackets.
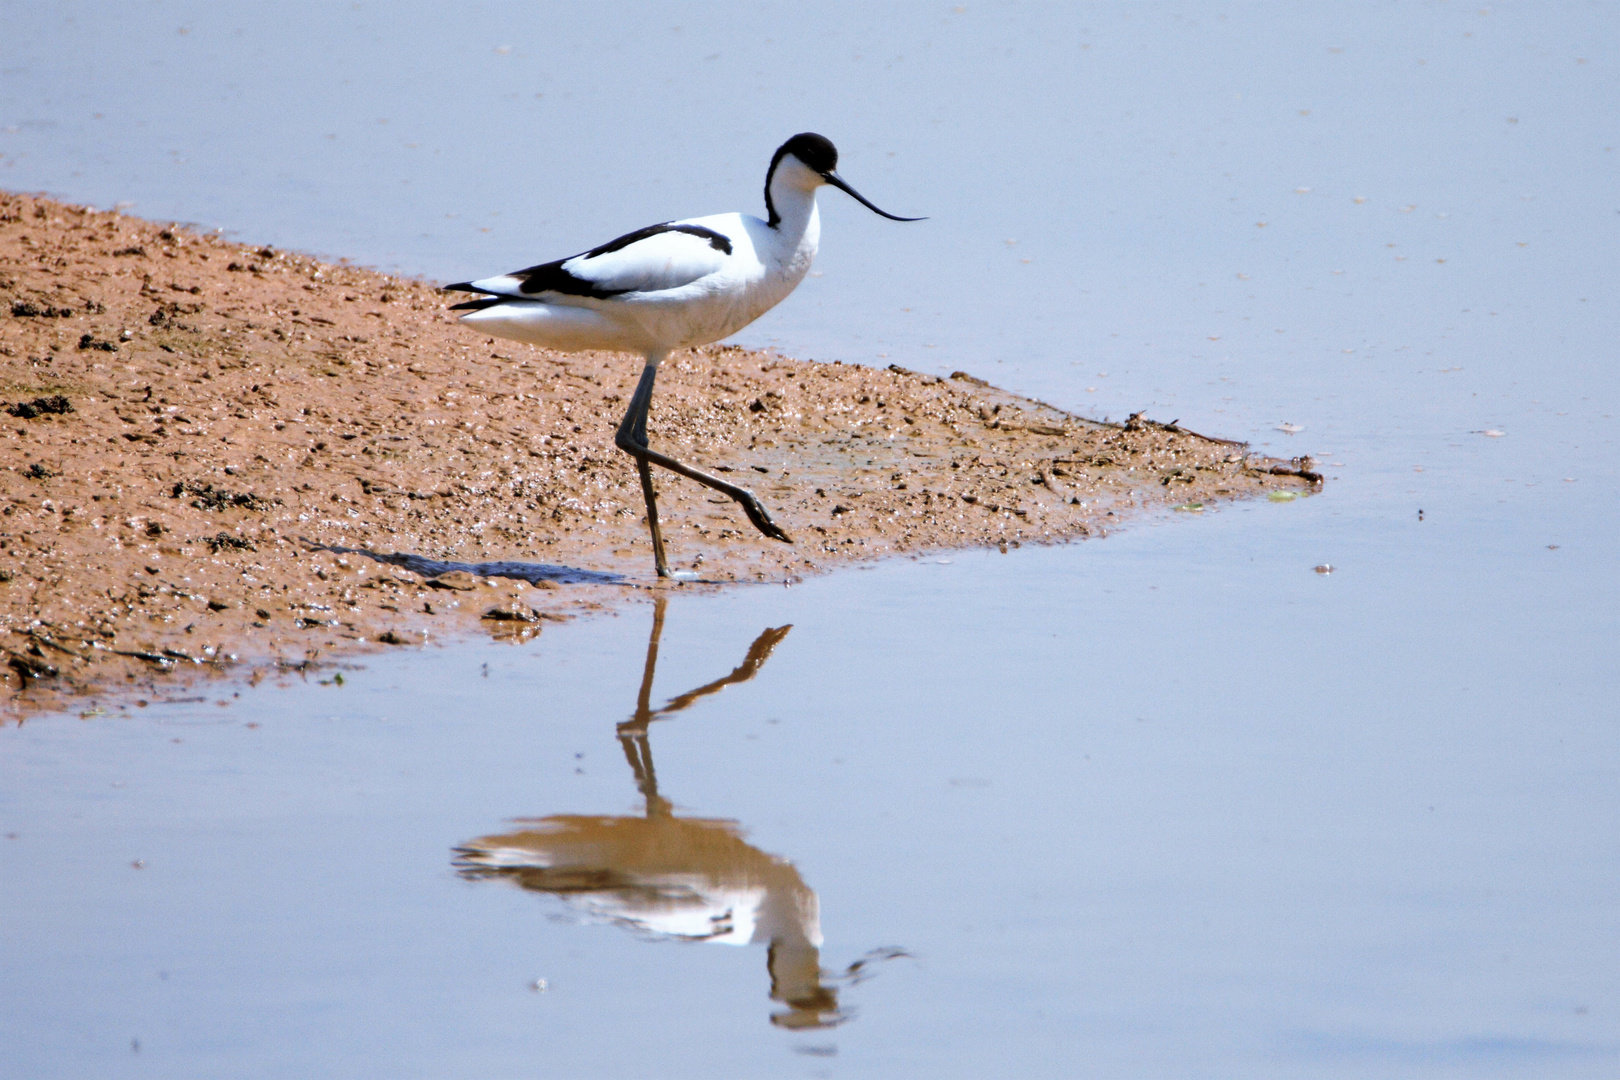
614,354,793,577
619,356,672,576
634,457,670,575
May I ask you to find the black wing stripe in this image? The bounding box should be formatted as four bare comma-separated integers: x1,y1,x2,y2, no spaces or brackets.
582,222,733,259
514,222,732,297
449,223,735,300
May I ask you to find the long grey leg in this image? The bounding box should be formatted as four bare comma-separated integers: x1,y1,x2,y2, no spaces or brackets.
626,365,672,575
614,356,793,566
619,358,672,577
633,456,671,578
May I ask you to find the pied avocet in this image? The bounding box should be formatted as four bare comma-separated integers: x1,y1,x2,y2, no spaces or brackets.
445,133,921,578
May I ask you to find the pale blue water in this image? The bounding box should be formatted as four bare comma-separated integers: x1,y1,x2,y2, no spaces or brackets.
2,4,1616,1077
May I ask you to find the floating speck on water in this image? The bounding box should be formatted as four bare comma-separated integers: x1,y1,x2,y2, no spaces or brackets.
1173,502,1205,513
529,978,548,992
1314,564,1335,574
1277,422,1304,434
1268,491,1298,503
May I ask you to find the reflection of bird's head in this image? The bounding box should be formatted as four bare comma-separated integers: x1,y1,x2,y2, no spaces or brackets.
768,938,844,1030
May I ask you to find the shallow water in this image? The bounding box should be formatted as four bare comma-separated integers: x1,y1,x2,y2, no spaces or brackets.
2,4,1617,1077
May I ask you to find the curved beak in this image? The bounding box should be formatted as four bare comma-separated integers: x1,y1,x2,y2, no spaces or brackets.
821,171,926,222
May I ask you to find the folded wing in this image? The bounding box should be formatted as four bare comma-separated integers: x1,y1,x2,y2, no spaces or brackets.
448,222,734,303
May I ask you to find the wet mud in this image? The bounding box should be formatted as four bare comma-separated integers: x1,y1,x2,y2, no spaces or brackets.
0,193,1318,709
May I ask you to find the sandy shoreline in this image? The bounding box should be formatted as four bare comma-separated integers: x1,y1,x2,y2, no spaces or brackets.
0,192,1319,710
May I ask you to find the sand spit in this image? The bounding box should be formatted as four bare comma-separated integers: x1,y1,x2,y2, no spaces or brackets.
0,193,1318,710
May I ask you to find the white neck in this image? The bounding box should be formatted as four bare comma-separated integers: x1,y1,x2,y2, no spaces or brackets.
770,186,819,246
766,157,822,231
763,155,822,274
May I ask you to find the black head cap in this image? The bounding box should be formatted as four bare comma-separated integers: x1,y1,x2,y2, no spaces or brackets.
777,132,838,173
765,133,839,226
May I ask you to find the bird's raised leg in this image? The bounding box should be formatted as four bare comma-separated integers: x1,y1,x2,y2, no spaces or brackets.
614,355,794,566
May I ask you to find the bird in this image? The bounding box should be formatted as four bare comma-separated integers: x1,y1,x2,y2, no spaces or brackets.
444,132,922,578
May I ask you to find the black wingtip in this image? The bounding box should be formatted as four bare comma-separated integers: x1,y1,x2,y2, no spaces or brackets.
448,296,505,313
443,281,482,294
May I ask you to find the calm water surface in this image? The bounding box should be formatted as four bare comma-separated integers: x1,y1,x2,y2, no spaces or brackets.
2,4,1616,1077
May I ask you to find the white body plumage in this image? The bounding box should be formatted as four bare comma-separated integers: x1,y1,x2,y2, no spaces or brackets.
458,202,818,356
447,137,917,360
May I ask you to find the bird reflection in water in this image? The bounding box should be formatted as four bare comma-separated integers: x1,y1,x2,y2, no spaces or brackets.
454,598,901,1029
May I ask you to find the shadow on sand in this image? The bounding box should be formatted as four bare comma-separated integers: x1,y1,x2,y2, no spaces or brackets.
310,542,628,586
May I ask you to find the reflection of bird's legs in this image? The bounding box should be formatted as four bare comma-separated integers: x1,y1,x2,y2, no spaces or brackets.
651,624,792,717
614,597,790,815
615,596,669,814
615,353,792,580
627,594,666,733
617,729,668,816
